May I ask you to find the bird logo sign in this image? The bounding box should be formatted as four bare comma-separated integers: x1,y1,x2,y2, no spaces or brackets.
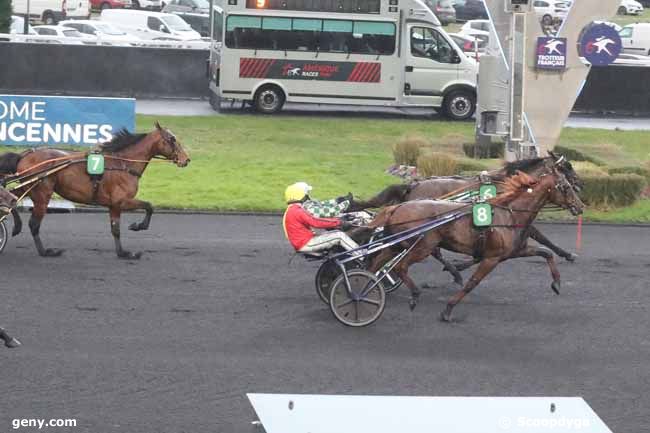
536,37,567,70
580,24,622,66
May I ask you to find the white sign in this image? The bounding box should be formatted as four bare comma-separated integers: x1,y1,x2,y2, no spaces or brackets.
248,394,613,433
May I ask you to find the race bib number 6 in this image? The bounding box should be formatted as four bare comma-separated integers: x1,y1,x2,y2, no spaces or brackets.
473,203,493,227
479,184,497,200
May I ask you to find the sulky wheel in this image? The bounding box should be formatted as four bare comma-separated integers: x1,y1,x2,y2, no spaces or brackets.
315,259,362,305
0,219,7,254
329,269,386,327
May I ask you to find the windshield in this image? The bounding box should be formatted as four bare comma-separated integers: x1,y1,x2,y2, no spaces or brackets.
94,23,126,35
162,15,193,31
619,27,633,38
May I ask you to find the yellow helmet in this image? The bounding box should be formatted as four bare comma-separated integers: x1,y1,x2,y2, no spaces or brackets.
284,182,312,203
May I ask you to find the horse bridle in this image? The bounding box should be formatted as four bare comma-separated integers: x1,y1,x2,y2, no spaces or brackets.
159,129,182,164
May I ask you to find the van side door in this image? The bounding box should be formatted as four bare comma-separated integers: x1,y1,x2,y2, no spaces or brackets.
403,25,459,106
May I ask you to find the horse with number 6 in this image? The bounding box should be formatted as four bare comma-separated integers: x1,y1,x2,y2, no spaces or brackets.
0,122,190,259
366,159,585,323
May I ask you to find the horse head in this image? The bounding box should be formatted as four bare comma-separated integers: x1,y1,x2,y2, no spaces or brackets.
154,121,190,168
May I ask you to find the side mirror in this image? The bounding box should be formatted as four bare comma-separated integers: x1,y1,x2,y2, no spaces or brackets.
452,51,461,64
159,25,168,33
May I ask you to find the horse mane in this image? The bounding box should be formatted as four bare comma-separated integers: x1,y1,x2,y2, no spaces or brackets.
491,171,538,206
502,158,547,175
100,129,148,153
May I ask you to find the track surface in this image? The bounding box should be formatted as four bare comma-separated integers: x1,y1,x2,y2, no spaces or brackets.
1,213,648,433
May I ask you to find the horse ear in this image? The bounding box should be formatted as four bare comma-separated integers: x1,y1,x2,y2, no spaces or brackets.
155,121,162,131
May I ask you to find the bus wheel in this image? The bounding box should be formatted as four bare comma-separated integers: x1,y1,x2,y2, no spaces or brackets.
254,85,285,114
442,89,476,121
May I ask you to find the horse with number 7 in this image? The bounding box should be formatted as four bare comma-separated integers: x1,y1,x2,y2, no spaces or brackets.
0,122,190,259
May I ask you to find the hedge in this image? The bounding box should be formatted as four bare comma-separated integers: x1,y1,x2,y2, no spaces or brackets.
580,173,646,208
609,166,650,182
462,141,504,159
554,145,605,166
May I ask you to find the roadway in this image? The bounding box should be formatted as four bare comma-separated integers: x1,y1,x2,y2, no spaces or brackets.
136,99,650,131
1,213,648,432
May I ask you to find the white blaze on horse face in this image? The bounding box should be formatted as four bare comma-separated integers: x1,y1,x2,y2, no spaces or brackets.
527,188,533,193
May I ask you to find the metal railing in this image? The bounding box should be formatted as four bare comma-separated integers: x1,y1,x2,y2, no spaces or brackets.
0,33,211,50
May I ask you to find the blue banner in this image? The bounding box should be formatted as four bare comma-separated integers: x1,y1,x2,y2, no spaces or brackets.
0,95,135,146
579,24,622,66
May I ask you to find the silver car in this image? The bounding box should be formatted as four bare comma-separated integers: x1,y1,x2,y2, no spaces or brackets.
163,0,209,14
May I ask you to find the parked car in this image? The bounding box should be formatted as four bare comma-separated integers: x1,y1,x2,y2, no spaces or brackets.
449,32,486,60
12,0,90,24
452,0,488,22
33,25,93,43
618,0,644,15
459,19,491,44
423,0,456,26
163,0,209,14
9,15,38,34
90,0,132,11
101,9,201,40
132,0,162,10
59,19,136,44
620,23,650,56
533,0,569,26
614,52,650,65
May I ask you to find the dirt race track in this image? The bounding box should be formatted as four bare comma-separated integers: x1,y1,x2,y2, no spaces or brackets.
1,213,648,433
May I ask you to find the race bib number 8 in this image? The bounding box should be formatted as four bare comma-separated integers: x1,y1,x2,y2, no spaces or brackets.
87,154,105,175
473,203,493,227
479,184,497,200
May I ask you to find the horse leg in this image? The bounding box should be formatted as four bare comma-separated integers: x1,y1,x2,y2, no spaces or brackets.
511,246,562,295
0,327,21,348
110,207,142,260
396,262,422,311
440,257,500,322
431,248,463,287
529,225,577,262
11,208,22,237
117,199,154,232
29,190,64,257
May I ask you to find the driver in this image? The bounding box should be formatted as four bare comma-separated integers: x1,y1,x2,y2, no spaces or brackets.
283,182,359,254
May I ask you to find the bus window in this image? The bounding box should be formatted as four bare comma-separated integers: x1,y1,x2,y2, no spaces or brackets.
225,14,395,55
411,27,454,63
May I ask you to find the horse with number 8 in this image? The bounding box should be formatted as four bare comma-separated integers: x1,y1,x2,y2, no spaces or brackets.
0,122,190,259
366,159,585,322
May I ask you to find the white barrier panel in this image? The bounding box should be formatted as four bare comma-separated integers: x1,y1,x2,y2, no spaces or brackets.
248,394,613,433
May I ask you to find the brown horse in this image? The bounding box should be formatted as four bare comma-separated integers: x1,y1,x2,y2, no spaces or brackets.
350,154,580,263
367,162,584,322
0,122,190,259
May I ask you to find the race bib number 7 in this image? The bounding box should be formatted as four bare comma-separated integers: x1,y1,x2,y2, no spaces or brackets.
87,154,105,175
473,203,493,227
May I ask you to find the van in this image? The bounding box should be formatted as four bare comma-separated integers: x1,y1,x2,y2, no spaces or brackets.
12,0,90,24
620,23,650,56
100,9,201,40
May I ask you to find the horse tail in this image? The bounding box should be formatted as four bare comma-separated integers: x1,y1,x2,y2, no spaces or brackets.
349,184,411,211
0,152,25,175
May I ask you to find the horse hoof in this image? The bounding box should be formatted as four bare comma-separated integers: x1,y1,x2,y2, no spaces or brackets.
565,253,578,263
44,248,64,257
119,251,142,260
551,281,561,295
439,310,453,323
5,337,21,348
408,299,418,311
128,222,146,232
